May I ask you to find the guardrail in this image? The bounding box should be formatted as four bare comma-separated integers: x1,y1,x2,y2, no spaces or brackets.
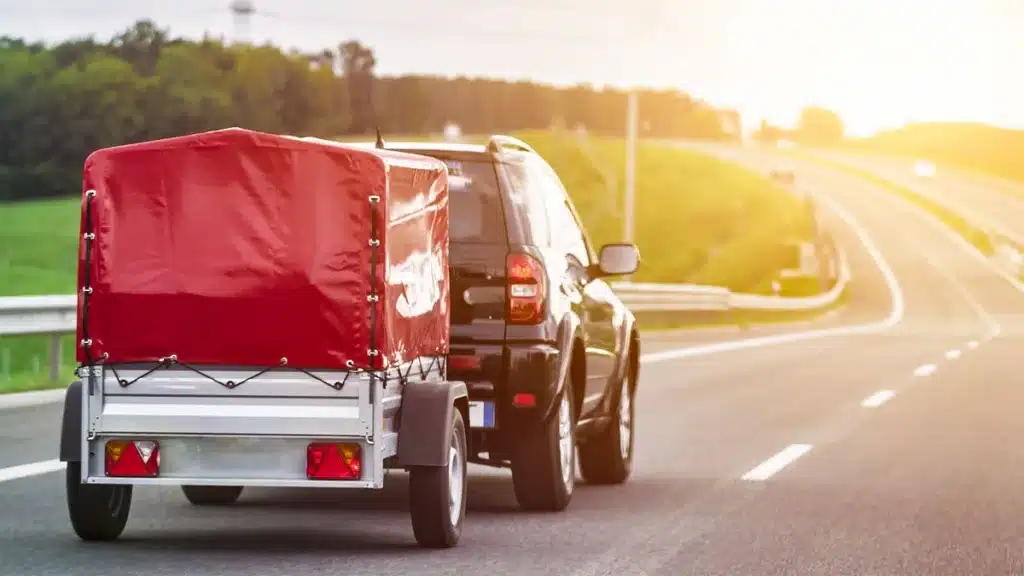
0,246,850,384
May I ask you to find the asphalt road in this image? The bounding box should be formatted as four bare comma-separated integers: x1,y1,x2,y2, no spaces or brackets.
3,148,1024,575
808,148,1024,244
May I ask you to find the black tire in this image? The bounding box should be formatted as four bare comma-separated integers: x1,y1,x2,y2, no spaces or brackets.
181,485,244,506
66,461,132,542
578,354,635,485
409,407,468,549
510,376,576,512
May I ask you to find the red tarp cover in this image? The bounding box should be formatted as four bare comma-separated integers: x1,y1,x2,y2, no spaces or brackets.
76,128,450,371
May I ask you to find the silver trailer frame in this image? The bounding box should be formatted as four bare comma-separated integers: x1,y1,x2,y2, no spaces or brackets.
62,357,470,549
76,360,446,489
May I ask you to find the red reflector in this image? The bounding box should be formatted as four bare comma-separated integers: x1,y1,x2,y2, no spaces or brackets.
307,443,362,480
513,393,536,407
506,253,546,324
448,355,481,371
105,440,160,477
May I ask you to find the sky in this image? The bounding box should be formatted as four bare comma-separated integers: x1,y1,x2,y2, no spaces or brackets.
2,0,1022,137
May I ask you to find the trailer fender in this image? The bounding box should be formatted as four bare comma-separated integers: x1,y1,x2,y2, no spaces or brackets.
396,380,469,467
59,380,83,462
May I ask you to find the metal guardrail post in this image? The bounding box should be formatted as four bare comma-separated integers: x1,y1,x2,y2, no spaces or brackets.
49,334,62,383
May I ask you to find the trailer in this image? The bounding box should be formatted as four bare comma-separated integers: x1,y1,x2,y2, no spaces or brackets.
58,128,470,549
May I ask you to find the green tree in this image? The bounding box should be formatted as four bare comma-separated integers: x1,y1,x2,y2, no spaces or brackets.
796,106,845,145
0,19,739,202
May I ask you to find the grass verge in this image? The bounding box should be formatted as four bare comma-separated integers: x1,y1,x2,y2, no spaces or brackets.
1,131,818,393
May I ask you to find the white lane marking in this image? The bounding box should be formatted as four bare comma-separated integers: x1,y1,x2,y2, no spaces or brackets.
741,444,813,481
861,389,895,408
914,363,937,377
0,459,65,484
945,349,962,360
0,388,67,412
915,246,1002,339
967,340,979,349
823,153,1024,295
642,193,904,365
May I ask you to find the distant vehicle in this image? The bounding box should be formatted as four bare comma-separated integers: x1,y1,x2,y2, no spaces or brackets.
771,169,796,185
384,135,642,512
914,160,936,178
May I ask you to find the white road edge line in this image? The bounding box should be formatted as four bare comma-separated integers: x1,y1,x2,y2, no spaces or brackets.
967,340,980,349
0,459,65,484
813,151,1024,295
641,193,904,365
945,349,962,360
914,364,937,377
861,389,895,408
914,244,1002,340
741,444,813,481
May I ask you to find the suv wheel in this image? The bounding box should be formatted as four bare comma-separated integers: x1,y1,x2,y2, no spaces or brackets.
579,354,634,485
510,375,576,512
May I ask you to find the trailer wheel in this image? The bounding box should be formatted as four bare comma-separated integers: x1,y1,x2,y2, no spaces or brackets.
409,406,468,549
181,485,244,506
66,461,132,542
510,377,576,511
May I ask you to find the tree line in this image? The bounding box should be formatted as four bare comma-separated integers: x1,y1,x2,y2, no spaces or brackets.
753,106,846,146
0,19,741,202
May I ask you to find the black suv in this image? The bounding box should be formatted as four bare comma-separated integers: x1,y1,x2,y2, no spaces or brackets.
386,135,641,512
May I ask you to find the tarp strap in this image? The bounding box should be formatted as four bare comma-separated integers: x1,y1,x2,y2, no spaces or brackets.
79,189,98,367
108,356,351,391
368,194,381,372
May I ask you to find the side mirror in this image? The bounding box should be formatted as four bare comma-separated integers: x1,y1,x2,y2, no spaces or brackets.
598,243,640,276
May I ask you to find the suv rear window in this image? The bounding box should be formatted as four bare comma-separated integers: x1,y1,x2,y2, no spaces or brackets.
439,159,506,244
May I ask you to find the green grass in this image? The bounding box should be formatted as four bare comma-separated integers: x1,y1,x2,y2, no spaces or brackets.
1,197,83,393
520,130,815,290
0,130,817,393
847,122,1024,185
784,149,996,256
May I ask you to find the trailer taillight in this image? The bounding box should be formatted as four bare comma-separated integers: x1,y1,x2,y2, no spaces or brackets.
507,253,546,324
306,443,362,480
105,440,160,477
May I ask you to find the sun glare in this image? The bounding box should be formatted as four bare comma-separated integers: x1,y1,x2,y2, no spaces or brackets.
726,0,1013,135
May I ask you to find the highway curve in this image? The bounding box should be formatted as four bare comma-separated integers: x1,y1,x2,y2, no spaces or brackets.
2,147,1023,575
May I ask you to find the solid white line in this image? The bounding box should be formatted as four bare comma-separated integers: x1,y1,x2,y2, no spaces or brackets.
914,364,937,377
0,388,68,412
861,389,895,408
741,444,813,481
915,246,1003,340
830,153,1024,295
0,459,66,484
967,340,980,349
945,349,962,360
642,193,904,365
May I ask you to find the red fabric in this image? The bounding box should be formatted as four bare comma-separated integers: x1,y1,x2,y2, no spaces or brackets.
76,128,450,371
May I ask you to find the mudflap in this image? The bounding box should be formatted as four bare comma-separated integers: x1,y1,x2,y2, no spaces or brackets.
396,380,468,467
59,380,83,462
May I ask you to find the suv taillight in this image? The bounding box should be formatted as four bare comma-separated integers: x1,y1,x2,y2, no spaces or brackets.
507,253,546,324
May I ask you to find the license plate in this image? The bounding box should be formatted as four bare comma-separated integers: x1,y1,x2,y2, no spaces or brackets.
468,401,495,429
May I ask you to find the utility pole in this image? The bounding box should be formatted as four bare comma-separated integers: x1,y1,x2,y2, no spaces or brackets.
624,90,638,244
